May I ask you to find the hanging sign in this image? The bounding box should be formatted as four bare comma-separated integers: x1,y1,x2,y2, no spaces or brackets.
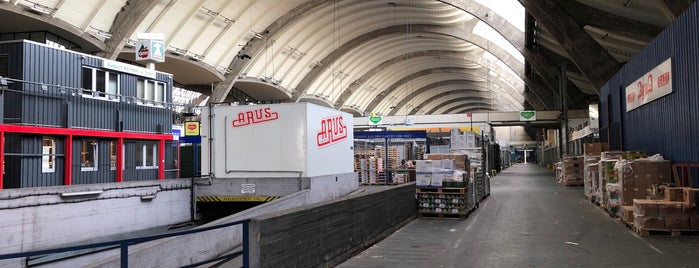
135,33,165,63
369,112,382,125
625,58,672,112
184,121,200,136
519,111,536,121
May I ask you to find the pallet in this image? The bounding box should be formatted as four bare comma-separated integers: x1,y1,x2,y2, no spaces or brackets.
416,187,466,194
417,211,470,219
633,228,699,237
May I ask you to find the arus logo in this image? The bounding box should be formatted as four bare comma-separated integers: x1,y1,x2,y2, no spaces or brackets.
231,107,279,128
317,115,348,148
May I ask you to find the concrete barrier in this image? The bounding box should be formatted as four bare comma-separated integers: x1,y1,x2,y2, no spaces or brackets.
63,172,359,267
248,182,417,267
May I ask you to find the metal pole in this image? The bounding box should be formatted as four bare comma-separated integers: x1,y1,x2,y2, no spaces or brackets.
243,221,250,268
120,242,128,268
562,63,569,156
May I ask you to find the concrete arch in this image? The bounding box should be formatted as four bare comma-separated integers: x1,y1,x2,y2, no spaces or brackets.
422,94,495,115
399,88,491,115
444,103,500,114
387,81,489,116
291,23,523,102
366,65,523,115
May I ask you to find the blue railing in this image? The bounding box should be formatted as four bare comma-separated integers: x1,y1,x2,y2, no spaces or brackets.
0,219,250,268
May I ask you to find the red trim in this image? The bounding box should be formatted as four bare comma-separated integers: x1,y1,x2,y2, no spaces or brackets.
65,135,72,186
0,131,4,189
0,125,173,140
116,138,124,182
0,124,175,186
159,139,165,180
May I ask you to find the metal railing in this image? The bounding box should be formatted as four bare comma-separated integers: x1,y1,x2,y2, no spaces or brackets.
0,219,250,268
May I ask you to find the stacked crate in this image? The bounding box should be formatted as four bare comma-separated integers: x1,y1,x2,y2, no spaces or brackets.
559,156,584,186
416,158,475,218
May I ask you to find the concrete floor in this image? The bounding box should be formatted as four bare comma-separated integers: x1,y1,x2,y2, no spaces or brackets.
338,164,699,268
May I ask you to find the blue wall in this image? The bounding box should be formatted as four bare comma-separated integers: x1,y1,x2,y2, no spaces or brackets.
600,2,699,163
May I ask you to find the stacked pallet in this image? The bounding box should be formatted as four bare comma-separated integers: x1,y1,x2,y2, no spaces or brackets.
559,156,584,186
416,187,474,218
628,187,699,236
416,156,477,219
584,155,601,201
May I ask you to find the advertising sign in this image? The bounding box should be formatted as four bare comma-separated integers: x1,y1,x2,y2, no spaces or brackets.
625,58,672,112
519,111,536,121
184,121,200,136
135,39,165,63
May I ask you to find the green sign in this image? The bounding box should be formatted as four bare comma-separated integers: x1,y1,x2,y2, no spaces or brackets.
369,113,382,125
519,111,536,121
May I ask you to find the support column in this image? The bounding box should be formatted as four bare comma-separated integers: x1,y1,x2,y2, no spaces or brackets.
65,135,73,185
116,138,124,182
159,139,165,180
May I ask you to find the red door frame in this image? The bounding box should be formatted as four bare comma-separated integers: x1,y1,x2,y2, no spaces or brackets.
0,124,173,189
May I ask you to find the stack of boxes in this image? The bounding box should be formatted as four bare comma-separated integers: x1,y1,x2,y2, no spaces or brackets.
416,155,475,217
630,187,699,231
425,154,470,187
415,159,457,188
585,161,600,201
559,156,584,186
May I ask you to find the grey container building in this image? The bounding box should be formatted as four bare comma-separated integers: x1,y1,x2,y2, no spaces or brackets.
0,40,178,189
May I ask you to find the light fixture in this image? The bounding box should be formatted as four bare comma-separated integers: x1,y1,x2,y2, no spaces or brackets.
168,46,188,56
61,190,103,197
28,2,54,15
251,31,264,39
89,26,113,39
188,52,204,61
41,84,47,91
0,76,7,86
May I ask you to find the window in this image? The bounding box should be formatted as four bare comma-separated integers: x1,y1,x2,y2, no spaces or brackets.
42,137,55,173
110,141,125,170
82,67,119,99
137,78,166,106
81,139,98,171
0,54,8,77
136,142,158,169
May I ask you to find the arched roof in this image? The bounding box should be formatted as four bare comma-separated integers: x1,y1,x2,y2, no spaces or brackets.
0,0,692,115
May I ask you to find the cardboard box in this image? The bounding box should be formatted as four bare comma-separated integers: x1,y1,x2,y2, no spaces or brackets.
430,174,443,187
633,199,659,218
682,188,699,206
634,216,665,229
622,206,634,223
583,142,609,155
657,201,684,216
665,187,684,202
682,203,697,216
416,173,432,186
664,216,690,229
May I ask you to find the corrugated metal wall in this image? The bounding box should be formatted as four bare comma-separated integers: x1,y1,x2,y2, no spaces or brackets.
600,2,699,162
1,41,176,187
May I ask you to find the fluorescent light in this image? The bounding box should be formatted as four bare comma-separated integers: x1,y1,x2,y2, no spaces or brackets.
61,190,103,197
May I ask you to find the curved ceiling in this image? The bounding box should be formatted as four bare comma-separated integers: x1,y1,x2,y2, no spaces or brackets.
0,0,693,116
